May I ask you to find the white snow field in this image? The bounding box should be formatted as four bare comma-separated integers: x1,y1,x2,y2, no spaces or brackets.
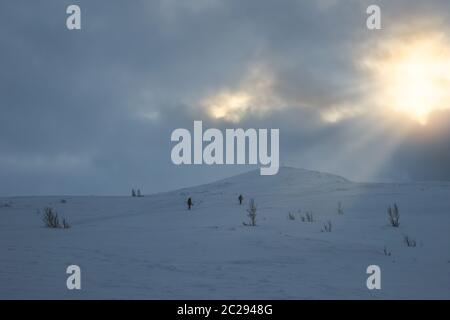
1,167,450,299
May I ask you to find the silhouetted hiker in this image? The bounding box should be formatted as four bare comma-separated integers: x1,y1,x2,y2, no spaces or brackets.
187,197,193,210
238,194,243,205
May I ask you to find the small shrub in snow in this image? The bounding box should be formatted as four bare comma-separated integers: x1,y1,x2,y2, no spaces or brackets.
388,204,400,227
287,212,296,220
137,189,142,197
337,202,344,215
43,207,60,228
243,199,257,227
301,212,314,223
132,189,136,197
404,235,417,247
321,221,332,232
60,199,67,204
62,218,70,229
1,201,12,208
383,246,391,256
42,207,70,229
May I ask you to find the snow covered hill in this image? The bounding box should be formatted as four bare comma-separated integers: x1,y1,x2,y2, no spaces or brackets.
1,167,450,299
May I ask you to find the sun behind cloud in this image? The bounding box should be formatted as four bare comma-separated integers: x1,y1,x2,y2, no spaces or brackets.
364,31,450,125
201,64,283,122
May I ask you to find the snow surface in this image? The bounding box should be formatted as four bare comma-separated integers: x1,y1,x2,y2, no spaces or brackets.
1,167,450,299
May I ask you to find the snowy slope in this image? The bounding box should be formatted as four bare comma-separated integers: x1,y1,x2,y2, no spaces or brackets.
1,167,450,299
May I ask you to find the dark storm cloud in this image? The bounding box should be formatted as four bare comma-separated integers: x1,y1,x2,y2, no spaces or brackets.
1,0,450,196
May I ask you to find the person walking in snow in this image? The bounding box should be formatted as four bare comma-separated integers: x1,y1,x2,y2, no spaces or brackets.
238,194,243,205
187,197,193,210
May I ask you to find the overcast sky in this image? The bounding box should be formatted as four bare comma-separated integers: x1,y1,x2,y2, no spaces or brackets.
1,0,450,196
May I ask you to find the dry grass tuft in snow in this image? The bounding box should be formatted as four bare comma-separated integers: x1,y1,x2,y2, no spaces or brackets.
388,203,400,227
321,221,332,232
243,199,257,227
404,235,417,248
